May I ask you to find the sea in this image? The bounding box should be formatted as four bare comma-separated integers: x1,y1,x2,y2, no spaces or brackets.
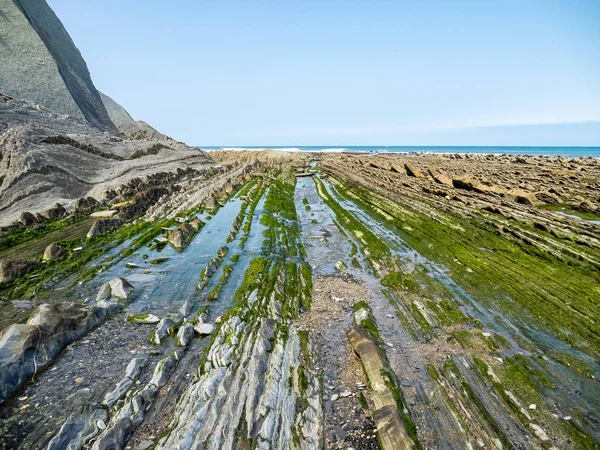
200,146,600,158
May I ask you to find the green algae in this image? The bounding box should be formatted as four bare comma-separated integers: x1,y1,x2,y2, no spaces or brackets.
322,172,600,361
150,257,169,265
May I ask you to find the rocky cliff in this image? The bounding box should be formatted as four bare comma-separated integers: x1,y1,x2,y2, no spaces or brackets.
0,0,115,131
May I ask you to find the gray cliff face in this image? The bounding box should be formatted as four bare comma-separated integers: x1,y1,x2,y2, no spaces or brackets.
0,0,116,131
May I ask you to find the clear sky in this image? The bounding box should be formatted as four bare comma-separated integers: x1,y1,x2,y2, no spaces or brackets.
48,0,600,146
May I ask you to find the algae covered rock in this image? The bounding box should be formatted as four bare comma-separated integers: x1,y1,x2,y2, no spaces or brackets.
127,314,160,324
43,243,66,261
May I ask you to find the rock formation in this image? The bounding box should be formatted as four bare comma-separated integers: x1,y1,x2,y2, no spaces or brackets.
0,0,115,130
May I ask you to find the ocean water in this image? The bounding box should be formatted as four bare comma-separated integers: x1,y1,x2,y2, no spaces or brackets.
200,146,600,158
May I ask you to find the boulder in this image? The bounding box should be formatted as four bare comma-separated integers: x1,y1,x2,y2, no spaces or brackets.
87,217,123,238
168,229,186,249
43,243,66,261
0,259,41,283
194,323,214,336
205,197,217,210
75,197,99,214
428,168,453,186
404,162,423,178
168,222,196,249
189,218,204,231
217,246,229,258
151,318,174,345
180,299,194,318
507,189,543,207
43,203,67,220
176,323,195,347
108,277,134,300
96,283,111,302
18,211,37,226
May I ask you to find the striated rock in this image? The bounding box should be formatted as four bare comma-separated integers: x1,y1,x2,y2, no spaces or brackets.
102,356,148,408
47,405,108,450
43,242,66,261
0,259,41,283
347,325,415,450
0,302,118,402
99,92,168,140
507,189,543,207
0,0,116,130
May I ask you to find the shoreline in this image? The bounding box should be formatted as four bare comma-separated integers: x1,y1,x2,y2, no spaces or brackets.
201,146,600,158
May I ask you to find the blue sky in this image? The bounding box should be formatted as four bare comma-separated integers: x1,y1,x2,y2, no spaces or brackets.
48,0,600,146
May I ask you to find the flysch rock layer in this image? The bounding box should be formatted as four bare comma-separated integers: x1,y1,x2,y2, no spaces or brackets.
156,268,322,450
0,95,215,226
0,0,115,131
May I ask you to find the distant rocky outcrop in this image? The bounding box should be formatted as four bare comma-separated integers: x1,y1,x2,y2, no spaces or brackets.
0,0,116,131
99,92,168,140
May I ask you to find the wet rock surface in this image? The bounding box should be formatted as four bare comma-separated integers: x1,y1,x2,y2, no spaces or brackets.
0,155,598,450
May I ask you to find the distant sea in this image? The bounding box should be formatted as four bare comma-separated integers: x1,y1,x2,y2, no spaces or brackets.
200,146,600,158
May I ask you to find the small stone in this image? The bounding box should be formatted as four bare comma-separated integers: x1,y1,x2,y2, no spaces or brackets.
331,394,339,401
97,419,106,430
194,323,214,336
529,404,537,410
74,377,84,383
340,391,352,398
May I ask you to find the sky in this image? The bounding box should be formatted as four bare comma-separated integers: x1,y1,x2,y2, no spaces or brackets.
48,0,600,146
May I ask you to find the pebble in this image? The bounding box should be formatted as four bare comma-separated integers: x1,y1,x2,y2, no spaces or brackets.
340,391,352,398
97,419,106,430
331,394,339,401
529,404,537,410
